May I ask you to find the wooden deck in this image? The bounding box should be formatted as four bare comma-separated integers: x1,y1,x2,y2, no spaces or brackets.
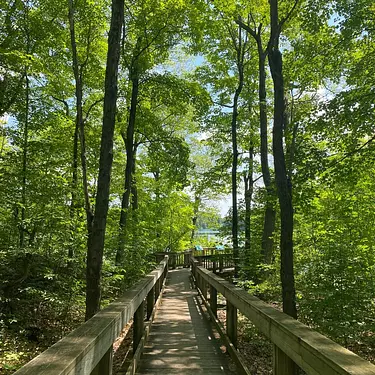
136,268,236,374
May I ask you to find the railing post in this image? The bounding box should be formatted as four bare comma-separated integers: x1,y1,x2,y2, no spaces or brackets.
226,300,237,348
90,346,113,375
210,285,217,317
201,278,207,299
172,253,177,269
155,277,160,302
147,285,155,320
213,259,217,273
133,300,145,354
219,254,223,272
273,345,296,375
164,260,168,281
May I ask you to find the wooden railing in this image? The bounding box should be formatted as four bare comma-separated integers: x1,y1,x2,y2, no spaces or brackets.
194,253,234,272
155,251,191,268
14,256,169,375
191,246,233,256
191,257,375,375
155,247,233,270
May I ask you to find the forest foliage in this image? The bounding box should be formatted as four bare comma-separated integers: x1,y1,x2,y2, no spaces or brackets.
1,0,375,371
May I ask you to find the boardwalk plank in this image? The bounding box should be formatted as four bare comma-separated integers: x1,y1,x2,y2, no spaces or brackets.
136,268,236,374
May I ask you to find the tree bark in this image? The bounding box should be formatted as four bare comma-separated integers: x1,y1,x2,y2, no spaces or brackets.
116,75,139,265
19,3,31,249
268,0,297,320
20,70,29,249
257,41,276,264
235,19,277,265
85,0,124,320
131,145,138,211
191,195,201,244
231,26,245,278
244,145,254,253
68,121,79,258
67,0,94,239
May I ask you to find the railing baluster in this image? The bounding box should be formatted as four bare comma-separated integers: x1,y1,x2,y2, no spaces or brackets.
226,300,237,348
90,346,113,375
133,300,145,354
273,345,296,375
202,278,208,299
210,285,217,317
147,285,155,320
155,277,161,302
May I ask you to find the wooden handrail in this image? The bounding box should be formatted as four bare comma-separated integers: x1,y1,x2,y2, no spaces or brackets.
14,256,169,375
191,257,375,375
155,251,191,268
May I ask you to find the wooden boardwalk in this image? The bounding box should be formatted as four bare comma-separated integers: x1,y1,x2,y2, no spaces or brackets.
136,268,236,374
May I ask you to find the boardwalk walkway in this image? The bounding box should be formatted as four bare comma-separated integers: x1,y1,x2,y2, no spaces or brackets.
136,268,236,374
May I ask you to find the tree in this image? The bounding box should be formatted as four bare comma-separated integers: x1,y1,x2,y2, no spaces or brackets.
116,0,195,264
267,0,298,320
236,8,277,265
85,0,124,320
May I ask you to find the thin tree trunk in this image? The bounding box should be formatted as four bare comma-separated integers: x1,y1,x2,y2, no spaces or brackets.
153,170,162,243
20,3,31,249
20,70,29,249
231,26,245,278
235,20,277,265
131,145,138,211
244,145,254,253
85,0,124,320
257,42,276,264
268,0,297,320
116,75,139,265
285,95,299,181
69,122,79,258
67,0,93,238
191,195,201,244
56,97,78,258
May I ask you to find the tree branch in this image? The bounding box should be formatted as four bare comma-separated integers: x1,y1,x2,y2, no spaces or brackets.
51,96,70,117
235,18,257,39
213,101,234,109
279,0,299,30
328,134,375,170
83,97,104,123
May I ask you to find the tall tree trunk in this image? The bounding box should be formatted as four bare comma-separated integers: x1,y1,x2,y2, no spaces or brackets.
131,145,138,211
20,3,31,249
244,145,254,253
20,70,29,249
116,75,139,265
285,95,299,181
67,0,93,238
235,20,277,265
191,195,201,244
231,26,245,278
268,0,297,320
69,122,79,258
153,170,162,242
85,0,124,320
257,42,276,264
